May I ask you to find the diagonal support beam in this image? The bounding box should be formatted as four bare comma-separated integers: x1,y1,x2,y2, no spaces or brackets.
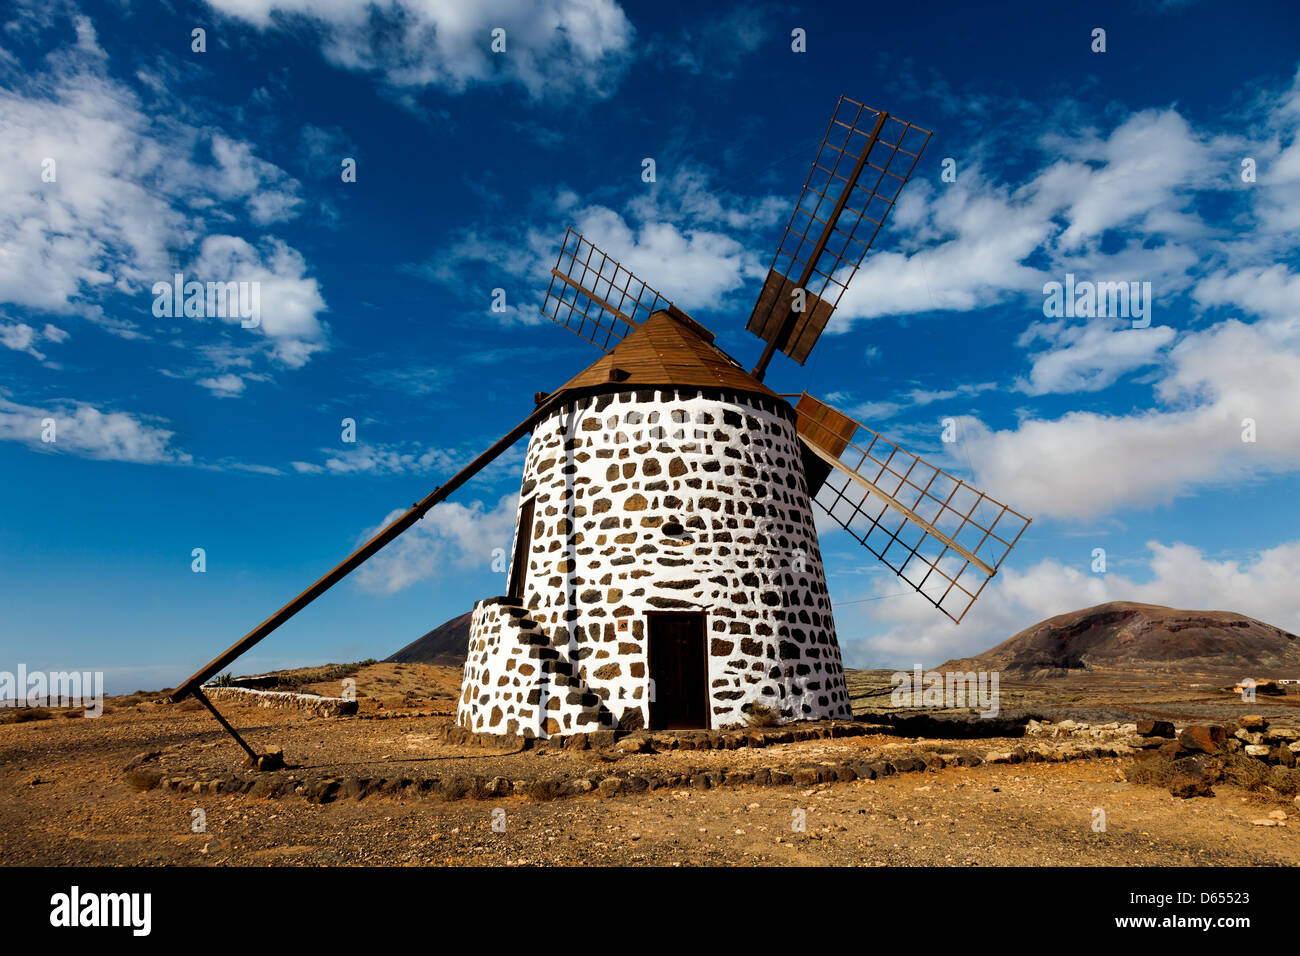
170,387,597,704
799,436,995,577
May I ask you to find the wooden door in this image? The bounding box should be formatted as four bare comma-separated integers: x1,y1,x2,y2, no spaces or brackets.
648,612,708,730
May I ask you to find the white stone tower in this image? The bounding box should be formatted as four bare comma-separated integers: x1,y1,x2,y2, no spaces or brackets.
458,309,853,738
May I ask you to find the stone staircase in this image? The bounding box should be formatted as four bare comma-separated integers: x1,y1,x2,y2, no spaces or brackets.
457,596,617,738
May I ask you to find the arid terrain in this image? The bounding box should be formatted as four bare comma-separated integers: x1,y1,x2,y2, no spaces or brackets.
2,661,1298,866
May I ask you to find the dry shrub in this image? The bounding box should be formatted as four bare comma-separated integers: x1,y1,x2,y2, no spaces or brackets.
1218,753,1271,791
746,703,782,728
524,778,564,801
1267,766,1300,796
1124,753,1177,787
441,775,472,801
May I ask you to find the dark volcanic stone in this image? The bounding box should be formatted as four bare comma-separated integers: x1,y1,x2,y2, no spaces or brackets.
892,756,927,774
1137,719,1176,737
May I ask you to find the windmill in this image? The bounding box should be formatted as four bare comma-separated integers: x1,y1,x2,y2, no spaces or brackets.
170,97,1029,754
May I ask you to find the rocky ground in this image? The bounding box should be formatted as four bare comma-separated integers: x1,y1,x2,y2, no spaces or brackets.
2,664,1297,866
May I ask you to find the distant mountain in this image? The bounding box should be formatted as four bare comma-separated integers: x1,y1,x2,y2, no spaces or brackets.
385,611,473,666
941,601,1300,677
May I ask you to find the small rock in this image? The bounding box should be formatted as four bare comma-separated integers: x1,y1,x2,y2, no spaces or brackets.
1250,818,1281,827
1237,715,1268,731
1244,744,1271,757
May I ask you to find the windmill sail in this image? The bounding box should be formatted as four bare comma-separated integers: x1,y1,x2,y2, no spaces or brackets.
791,393,1030,624
541,228,672,352
749,98,932,376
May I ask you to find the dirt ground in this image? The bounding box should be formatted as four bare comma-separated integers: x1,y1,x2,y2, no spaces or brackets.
2,663,1297,866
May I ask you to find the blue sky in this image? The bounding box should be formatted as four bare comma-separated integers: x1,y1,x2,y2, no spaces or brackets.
2,0,1299,694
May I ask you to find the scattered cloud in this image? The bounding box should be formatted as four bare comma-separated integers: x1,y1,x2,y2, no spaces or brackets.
196,372,246,397
848,381,998,424
291,439,525,481
203,0,636,100
648,6,767,80
960,316,1300,520
188,235,329,368
0,18,308,325
354,493,519,594
832,104,1248,328
0,395,191,464
419,163,786,322
366,366,447,397
0,320,68,360
1015,317,1176,395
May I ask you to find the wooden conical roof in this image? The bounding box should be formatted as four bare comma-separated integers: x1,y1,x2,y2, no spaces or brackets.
552,309,778,400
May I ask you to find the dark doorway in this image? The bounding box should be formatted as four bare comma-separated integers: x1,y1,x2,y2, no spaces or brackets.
507,497,535,601
648,612,708,730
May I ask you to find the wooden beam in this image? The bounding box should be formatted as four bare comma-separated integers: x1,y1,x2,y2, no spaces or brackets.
799,436,995,577
169,388,588,703
752,109,889,381
549,268,638,328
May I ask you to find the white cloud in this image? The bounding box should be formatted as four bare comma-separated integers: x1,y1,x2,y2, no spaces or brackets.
189,235,328,368
426,164,785,322
0,395,191,464
0,12,319,378
1016,316,1176,395
292,438,524,481
1046,109,1222,250
831,103,1246,328
203,0,635,100
840,536,1300,668
355,493,520,594
847,381,997,424
209,135,302,224
1193,264,1300,324
571,206,763,312
196,372,246,397
960,317,1300,520
0,322,40,357
0,320,70,360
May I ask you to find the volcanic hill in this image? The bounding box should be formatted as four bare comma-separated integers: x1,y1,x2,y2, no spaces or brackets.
385,611,472,667
940,601,1300,677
